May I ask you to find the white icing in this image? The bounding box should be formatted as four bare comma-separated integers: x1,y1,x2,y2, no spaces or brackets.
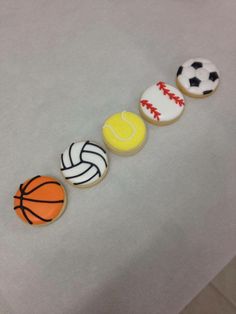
61,141,108,187
183,66,195,79
178,75,190,89
188,86,202,95
177,58,220,96
196,68,209,81
103,111,136,141
140,82,185,124
204,63,217,72
200,80,218,91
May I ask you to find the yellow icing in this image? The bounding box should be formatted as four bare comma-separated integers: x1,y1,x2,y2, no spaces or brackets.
102,111,146,153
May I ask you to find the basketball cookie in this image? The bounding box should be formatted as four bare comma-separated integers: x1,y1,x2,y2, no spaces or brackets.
176,58,220,98
102,111,147,155
140,81,185,125
61,141,108,187
13,176,66,226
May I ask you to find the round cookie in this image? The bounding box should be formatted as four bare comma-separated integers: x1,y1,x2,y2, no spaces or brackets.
13,176,66,226
176,58,220,98
140,81,185,125
61,141,108,187
102,111,147,155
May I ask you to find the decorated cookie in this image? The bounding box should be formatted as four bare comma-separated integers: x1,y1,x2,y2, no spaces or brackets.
102,111,146,155
61,141,108,187
140,81,185,125
13,176,66,226
176,58,220,97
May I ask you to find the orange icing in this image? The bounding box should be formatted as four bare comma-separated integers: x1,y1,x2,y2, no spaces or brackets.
14,176,65,225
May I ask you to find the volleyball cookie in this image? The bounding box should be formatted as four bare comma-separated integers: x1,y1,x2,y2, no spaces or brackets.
13,176,66,226
102,111,147,155
140,81,185,125
176,58,220,98
61,141,108,187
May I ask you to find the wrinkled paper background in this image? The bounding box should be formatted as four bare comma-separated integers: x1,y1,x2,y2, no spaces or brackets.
0,1,236,313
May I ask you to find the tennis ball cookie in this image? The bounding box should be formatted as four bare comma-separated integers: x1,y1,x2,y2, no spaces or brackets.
140,81,185,125
176,58,220,98
102,111,147,155
13,176,66,226
61,141,108,187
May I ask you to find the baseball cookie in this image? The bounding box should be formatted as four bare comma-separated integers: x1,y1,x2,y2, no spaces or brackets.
102,111,147,155
61,141,108,187
13,176,66,226
176,58,220,98
140,81,185,125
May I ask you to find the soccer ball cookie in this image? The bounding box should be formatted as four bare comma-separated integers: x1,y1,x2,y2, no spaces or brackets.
176,58,220,98
140,81,185,125
102,111,147,155
13,176,66,226
61,141,108,187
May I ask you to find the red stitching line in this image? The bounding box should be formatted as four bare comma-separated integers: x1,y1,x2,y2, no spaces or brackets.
156,81,185,107
140,99,161,121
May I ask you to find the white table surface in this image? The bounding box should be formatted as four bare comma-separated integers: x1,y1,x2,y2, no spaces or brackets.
0,1,236,313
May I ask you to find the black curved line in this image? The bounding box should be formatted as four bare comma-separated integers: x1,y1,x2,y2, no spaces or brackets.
21,175,41,194
14,196,64,204
73,171,99,185
92,164,101,177
23,181,61,195
14,206,21,210
65,164,93,179
83,150,108,168
23,206,53,222
80,141,89,161
61,140,104,178
14,205,32,224
61,153,65,168
61,161,82,171
19,183,24,193
21,207,33,224
62,159,101,178
87,142,107,154
15,205,50,224
68,143,74,166
82,161,101,177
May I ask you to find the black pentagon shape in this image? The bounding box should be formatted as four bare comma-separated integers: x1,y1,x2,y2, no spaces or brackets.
209,72,219,82
203,90,213,95
176,66,183,76
189,77,201,87
191,62,203,69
